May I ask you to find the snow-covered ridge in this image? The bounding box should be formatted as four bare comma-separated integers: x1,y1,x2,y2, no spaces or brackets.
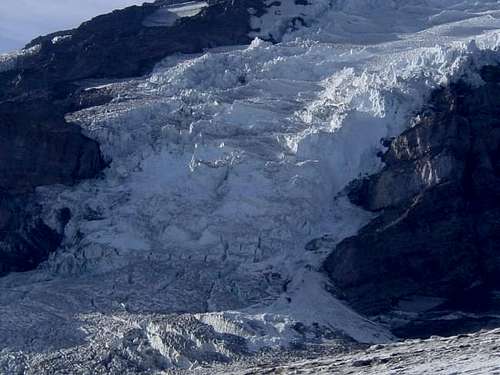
2,1,500,372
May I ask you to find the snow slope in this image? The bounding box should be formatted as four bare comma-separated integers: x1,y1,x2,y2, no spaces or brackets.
212,327,500,374
2,0,500,373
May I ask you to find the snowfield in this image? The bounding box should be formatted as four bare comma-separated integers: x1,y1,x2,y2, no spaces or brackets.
2,0,500,373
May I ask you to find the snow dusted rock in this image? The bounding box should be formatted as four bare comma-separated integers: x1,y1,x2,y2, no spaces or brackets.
0,98,104,193
7,0,262,95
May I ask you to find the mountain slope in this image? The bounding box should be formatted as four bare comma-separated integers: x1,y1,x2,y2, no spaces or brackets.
1,0,500,373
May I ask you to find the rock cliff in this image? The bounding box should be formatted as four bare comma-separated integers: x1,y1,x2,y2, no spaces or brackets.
324,65,500,330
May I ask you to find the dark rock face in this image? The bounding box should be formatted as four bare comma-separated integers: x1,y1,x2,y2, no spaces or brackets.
0,194,64,276
0,91,105,277
324,66,500,321
0,99,104,193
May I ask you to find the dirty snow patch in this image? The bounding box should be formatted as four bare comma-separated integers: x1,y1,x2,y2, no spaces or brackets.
143,1,209,27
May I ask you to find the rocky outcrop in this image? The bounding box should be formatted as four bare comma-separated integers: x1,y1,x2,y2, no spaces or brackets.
0,195,71,276
0,91,105,276
324,65,500,321
0,99,104,193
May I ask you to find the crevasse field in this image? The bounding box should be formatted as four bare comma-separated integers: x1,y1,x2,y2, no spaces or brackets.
2,0,500,373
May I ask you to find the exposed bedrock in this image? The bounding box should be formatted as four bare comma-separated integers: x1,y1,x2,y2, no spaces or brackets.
0,95,106,276
324,65,500,324
0,100,104,193
0,194,72,277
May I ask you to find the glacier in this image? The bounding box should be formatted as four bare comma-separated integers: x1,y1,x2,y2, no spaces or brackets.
2,0,500,373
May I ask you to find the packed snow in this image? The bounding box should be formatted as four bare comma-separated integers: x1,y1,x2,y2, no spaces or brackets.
2,0,500,373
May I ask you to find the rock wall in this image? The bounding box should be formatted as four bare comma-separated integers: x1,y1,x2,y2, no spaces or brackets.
324,65,500,317
0,195,68,276
0,99,104,193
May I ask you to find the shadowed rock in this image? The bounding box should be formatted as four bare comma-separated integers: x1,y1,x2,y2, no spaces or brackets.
0,194,66,276
324,65,500,320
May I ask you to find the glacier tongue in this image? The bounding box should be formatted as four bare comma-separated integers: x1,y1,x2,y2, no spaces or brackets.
3,0,500,372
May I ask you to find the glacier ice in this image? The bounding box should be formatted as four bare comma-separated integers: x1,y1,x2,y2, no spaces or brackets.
2,0,500,372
